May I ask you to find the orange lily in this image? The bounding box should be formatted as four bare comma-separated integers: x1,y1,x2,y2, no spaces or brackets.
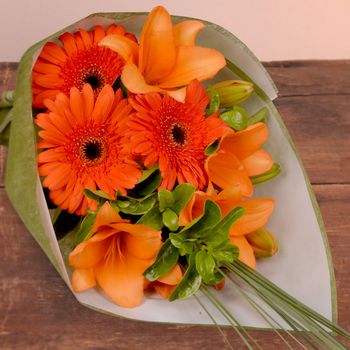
144,264,183,299
205,123,274,197
179,183,275,269
99,6,226,101
69,202,162,308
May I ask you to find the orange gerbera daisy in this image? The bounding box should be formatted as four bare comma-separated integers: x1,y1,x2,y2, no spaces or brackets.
100,6,226,101
32,24,138,108
179,183,275,269
36,84,141,215
127,80,227,190
70,202,162,308
205,123,274,197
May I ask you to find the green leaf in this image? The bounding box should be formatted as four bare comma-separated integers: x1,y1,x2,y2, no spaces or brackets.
169,232,195,256
162,208,179,231
211,243,239,264
171,183,196,214
248,107,268,126
250,163,281,184
158,189,174,212
83,189,112,202
143,239,179,281
137,204,163,230
206,86,220,116
195,250,216,284
137,164,159,183
179,200,221,238
49,207,62,225
205,206,245,247
220,106,249,131
205,139,220,156
112,193,157,215
133,168,162,196
74,212,96,246
169,254,202,301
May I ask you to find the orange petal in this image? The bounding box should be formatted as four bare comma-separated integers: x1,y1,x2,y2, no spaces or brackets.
173,20,205,46
69,233,112,269
121,63,164,94
115,223,161,260
99,34,139,63
166,87,187,102
158,46,226,88
139,6,177,83
93,202,123,231
230,235,256,269
230,199,275,236
221,123,269,160
205,150,253,196
242,149,274,176
158,264,183,285
94,251,149,308
153,282,176,299
71,268,96,292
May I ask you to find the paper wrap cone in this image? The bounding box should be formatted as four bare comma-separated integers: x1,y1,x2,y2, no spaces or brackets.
3,12,336,329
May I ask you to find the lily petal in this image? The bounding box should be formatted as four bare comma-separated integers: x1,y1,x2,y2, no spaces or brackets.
139,6,177,83
158,264,183,285
230,198,275,236
158,46,226,88
121,63,163,94
230,235,256,269
95,251,149,308
99,34,139,63
205,150,253,196
71,268,96,292
221,123,269,160
93,202,123,231
173,20,205,46
242,149,274,176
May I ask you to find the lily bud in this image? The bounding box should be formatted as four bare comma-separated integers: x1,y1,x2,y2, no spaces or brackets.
212,80,253,108
245,228,278,258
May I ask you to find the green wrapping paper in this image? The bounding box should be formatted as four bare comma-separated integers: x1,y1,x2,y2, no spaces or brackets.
2,12,336,328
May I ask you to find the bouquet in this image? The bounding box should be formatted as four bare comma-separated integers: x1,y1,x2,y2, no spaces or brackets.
1,5,349,348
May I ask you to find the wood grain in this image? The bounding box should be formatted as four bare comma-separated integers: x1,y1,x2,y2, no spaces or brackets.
1,61,350,349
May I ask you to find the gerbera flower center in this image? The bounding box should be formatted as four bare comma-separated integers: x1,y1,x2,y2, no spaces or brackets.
79,137,107,164
60,46,124,96
170,123,187,146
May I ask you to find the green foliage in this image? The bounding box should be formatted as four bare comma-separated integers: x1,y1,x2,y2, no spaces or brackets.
206,86,220,116
251,163,281,184
220,106,249,131
143,239,179,281
248,107,268,125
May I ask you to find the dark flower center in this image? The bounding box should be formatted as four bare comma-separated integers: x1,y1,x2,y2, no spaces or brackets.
80,137,106,164
171,124,187,145
85,74,102,90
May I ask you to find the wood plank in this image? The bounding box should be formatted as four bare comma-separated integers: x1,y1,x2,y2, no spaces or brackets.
1,185,349,349
264,60,350,97
274,94,350,184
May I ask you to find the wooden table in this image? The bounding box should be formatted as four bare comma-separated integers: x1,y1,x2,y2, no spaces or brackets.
1,61,350,349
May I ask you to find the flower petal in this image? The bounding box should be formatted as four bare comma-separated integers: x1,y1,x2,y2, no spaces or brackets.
221,123,269,160
205,150,253,196
173,20,205,46
94,251,150,308
71,268,96,292
158,46,226,88
230,198,275,236
93,202,123,232
121,63,164,94
230,235,256,269
139,6,177,83
99,34,139,63
157,264,183,285
242,149,274,176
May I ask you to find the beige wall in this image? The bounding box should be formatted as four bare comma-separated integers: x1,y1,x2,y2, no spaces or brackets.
1,0,350,61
